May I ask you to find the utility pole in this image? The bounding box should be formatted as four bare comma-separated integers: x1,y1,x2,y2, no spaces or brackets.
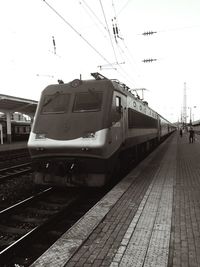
188,106,196,125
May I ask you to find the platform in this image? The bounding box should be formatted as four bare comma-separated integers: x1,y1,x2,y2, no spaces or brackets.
0,141,27,151
31,131,200,267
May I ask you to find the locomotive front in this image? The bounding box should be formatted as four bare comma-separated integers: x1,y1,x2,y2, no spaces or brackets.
28,79,115,187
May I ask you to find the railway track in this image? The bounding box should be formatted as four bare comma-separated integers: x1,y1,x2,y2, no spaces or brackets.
0,187,79,266
0,148,30,168
0,147,136,266
0,185,106,266
0,162,32,183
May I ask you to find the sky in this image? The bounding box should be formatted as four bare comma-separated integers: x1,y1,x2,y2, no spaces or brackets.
1,0,200,123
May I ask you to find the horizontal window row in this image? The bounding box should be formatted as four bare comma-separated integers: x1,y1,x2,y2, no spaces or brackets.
128,108,158,128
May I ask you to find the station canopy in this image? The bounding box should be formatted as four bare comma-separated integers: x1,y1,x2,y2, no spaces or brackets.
0,94,38,116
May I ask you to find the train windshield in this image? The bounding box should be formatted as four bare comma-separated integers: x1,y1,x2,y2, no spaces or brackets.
41,92,70,113
73,90,103,112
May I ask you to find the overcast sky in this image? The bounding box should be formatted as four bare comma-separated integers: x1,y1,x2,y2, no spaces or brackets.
1,0,200,122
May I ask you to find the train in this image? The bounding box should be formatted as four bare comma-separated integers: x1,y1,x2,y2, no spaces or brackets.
0,120,31,142
192,120,200,134
28,72,176,187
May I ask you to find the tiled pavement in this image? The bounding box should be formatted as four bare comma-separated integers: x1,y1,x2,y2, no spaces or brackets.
168,134,200,267
31,132,200,267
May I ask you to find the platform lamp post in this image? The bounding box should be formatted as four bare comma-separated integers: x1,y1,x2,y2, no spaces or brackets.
189,107,192,125
188,106,196,125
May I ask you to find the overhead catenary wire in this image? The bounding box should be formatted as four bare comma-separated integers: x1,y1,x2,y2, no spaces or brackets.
111,0,154,80
111,0,144,86
99,0,118,63
98,61,125,70
116,0,132,16
109,1,137,85
80,0,123,71
42,0,138,90
79,0,120,70
111,1,123,42
78,0,110,44
42,0,115,68
79,1,132,78
80,0,107,33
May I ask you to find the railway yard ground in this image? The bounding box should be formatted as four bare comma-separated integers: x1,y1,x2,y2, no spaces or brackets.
1,132,200,266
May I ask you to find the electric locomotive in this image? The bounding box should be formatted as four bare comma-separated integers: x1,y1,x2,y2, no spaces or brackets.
28,73,175,187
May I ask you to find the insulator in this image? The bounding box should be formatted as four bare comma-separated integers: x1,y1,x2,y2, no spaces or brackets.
115,25,119,35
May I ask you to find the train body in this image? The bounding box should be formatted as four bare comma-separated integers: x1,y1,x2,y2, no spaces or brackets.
28,73,175,187
192,120,200,134
0,120,31,142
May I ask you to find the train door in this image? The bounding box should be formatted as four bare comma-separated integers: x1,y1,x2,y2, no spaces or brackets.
158,117,161,141
0,124,3,144
120,94,127,142
114,92,127,143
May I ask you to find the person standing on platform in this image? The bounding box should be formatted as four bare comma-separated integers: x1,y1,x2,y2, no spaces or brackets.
189,127,195,143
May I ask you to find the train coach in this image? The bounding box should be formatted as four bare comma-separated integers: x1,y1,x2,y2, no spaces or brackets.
28,73,176,187
192,120,200,135
0,120,31,142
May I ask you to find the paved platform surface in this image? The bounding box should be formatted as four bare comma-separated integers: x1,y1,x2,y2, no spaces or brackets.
31,131,200,267
0,141,27,151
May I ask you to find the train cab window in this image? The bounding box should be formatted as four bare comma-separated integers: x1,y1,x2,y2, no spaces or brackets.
111,95,122,122
41,93,70,114
73,91,103,112
116,96,121,113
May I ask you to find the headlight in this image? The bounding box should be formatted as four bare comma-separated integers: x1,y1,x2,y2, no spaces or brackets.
35,133,46,139
82,132,96,138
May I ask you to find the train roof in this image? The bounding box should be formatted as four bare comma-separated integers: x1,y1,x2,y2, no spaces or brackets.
192,119,200,126
44,73,174,125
